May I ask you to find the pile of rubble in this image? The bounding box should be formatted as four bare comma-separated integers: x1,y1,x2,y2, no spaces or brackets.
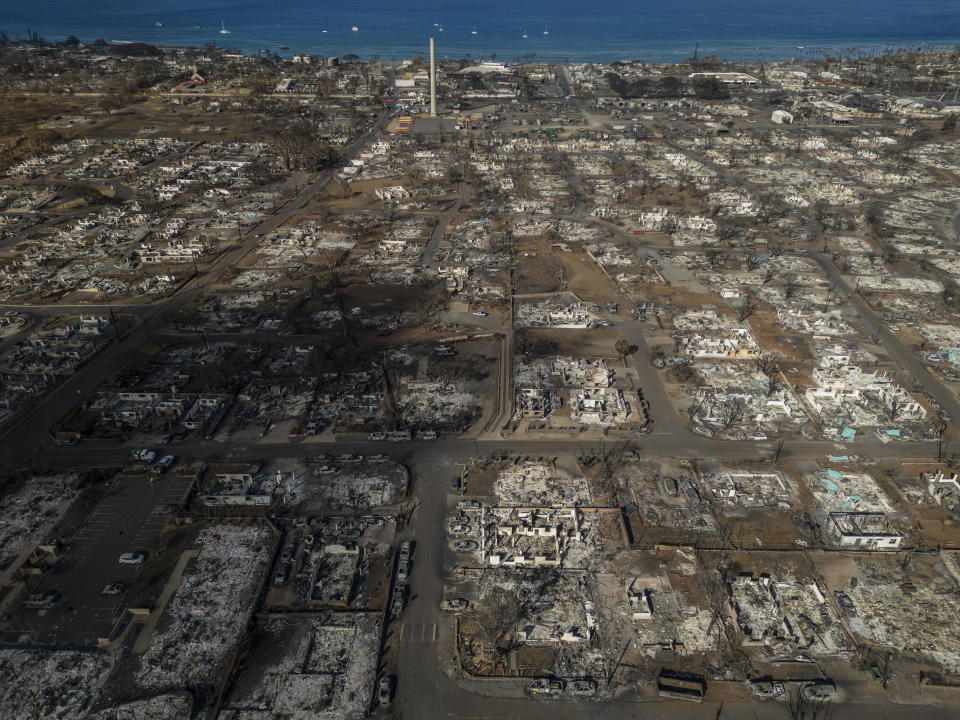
137,525,272,690
395,380,476,430
221,616,378,719
838,555,960,671
299,462,408,508
89,694,192,720
0,649,110,720
495,462,592,506
0,473,80,570
728,574,850,656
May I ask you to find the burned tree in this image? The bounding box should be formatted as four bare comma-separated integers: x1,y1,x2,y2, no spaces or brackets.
717,396,746,432
755,353,782,396
737,291,758,322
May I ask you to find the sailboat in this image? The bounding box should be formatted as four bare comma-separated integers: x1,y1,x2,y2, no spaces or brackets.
521,28,528,38
471,27,478,35
351,25,359,31
543,26,549,35
219,20,230,35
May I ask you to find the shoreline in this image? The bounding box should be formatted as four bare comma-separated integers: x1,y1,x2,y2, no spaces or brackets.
5,32,960,65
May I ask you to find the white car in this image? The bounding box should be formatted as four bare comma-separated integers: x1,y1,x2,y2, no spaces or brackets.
118,552,147,565
472,311,488,317
378,676,393,706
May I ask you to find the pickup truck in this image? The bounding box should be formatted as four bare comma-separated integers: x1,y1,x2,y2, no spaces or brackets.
132,448,157,463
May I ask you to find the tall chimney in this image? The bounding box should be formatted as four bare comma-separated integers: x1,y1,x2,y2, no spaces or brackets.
429,37,437,117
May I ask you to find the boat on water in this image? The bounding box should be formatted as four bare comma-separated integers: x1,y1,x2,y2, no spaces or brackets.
219,21,230,35
471,28,478,35
521,28,528,38
543,26,549,35
351,26,359,31
155,22,163,28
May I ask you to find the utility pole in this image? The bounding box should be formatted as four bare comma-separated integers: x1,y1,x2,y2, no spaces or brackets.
109,308,121,341
430,37,437,117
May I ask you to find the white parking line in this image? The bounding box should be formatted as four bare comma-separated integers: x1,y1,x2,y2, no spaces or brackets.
400,622,437,643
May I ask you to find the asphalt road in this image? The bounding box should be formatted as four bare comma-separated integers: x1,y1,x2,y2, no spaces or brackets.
3,468,195,645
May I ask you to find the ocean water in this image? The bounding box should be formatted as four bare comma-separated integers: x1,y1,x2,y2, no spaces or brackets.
2,0,959,63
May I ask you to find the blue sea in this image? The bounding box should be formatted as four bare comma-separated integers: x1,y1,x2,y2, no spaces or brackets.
2,0,959,63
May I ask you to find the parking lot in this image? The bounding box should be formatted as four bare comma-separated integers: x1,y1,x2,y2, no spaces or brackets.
3,468,196,645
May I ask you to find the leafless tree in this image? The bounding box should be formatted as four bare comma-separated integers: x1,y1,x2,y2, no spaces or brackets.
746,252,763,271
671,358,696,384
597,440,636,484
687,389,707,423
718,396,746,431
755,353,782,396
737,291,758,322
784,274,801,300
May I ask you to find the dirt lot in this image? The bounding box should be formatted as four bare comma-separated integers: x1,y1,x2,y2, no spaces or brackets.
519,327,623,358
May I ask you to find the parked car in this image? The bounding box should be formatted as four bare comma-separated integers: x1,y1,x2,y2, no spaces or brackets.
155,455,177,473
566,679,597,697
132,448,156,463
367,432,386,441
748,679,785,700
378,676,393,706
802,680,836,701
23,590,61,608
391,586,407,615
441,598,468,611
118,552,147,565
100,582,126,596
529,678,564,698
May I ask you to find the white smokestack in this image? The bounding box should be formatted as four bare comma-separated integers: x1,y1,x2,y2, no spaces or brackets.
429,37,437,117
